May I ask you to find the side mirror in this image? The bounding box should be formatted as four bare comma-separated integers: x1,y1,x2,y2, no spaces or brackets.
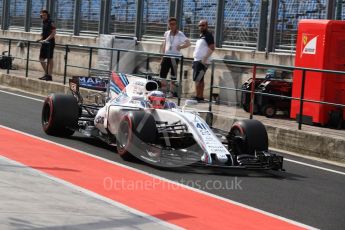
182,99,198,112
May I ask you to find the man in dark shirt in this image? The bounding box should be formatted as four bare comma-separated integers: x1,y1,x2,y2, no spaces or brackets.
38,9,56,81
192,20,215,102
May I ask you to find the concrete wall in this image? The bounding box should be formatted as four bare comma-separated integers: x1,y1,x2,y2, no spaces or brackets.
0,30,296,99
0,30,99,77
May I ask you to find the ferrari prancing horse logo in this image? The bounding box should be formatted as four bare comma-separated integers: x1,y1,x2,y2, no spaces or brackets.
303,35,308,45
301,33,318,56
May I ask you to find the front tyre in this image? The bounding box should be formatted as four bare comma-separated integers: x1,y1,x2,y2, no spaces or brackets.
228,119,268,155
116,116,135,161
41,94,79,136
116,111,157,161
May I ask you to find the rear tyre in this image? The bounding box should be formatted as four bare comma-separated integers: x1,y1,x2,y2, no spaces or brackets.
41,94,79,136
116,111,157,161
228,119,268,155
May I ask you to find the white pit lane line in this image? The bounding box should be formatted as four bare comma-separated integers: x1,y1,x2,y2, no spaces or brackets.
1,88,344,176
285,159,345,176
0,88,44,102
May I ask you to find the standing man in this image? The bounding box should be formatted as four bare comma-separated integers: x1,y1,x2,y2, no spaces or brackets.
192,19,215,102
38,9,56,81
160,17,191,97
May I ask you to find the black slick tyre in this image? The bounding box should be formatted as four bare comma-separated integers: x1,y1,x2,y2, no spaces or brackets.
228,119,268,155
116,111,157,161
41,94,79,136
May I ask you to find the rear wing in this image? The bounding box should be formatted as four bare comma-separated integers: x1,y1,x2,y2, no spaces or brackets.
73,69,111,92
69,70,129,103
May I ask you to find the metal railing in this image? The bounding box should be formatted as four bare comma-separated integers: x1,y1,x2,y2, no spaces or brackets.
208,59,345,130
0,37,185,106
1,37,344,130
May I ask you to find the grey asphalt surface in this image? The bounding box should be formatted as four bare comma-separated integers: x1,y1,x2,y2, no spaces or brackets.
0,87,345,230
0,156,177,230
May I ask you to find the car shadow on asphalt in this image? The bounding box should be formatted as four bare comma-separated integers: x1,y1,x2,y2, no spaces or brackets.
0,163,81,172
150,164,305,180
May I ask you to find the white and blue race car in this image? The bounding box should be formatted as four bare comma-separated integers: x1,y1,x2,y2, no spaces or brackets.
41,72,284,170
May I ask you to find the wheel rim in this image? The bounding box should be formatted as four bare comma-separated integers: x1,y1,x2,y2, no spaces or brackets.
266,107,275,116
232,128,242,137
229,125,245,154
42,103,51,126
42,98,53,129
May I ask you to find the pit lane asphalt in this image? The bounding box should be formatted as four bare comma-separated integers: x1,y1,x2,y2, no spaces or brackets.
1,88,344,230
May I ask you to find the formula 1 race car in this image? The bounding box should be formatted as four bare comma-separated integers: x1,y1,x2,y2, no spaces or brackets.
41,72,284,170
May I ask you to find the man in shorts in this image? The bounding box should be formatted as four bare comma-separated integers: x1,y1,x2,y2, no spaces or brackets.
37,9,56,81
192,20,215,102
160,17,191,97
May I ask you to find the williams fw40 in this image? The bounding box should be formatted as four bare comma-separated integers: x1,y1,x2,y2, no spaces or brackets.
41,73,284,170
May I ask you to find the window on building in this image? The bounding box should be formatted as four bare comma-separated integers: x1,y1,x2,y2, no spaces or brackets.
142,0,169,38
9,0,26,30
275,0,327,51
182,0,217,40
0,0,3,29
223,0,259,49
55,0,75,33
31,0,47,30
110,0,136,35
80,0,101,34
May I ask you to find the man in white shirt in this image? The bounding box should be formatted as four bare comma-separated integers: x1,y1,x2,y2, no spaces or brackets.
160,17,191,97
192,20,215,102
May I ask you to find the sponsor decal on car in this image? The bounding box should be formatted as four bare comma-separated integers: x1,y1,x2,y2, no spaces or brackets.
78,76,108,91
193,120,228,162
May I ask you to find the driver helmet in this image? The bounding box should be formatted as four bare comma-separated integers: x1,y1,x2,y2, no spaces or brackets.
148,91,166,109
